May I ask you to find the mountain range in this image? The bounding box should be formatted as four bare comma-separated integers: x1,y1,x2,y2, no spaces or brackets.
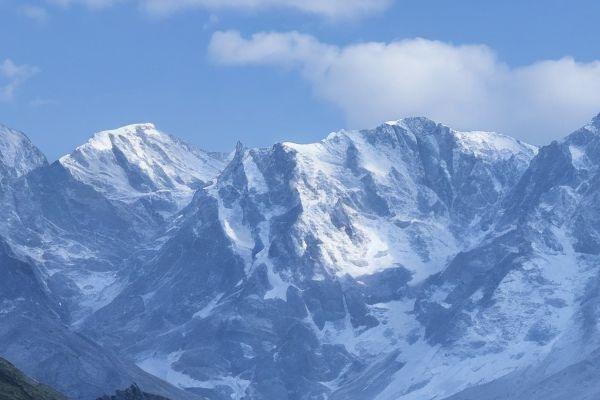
1,114,600,399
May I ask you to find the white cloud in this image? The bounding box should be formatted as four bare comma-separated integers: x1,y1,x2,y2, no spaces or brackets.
208,30,600,144
20,4,50,22
43,0,388,18
0,59,39,102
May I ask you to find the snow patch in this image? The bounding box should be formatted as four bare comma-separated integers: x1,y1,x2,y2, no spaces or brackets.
137,351,250,399
193,294,223,319
453,129,537,161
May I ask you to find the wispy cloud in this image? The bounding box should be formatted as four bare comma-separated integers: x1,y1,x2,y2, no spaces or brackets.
203,14,219,30
0,59,39,102
209,30,600,144
43,0,389,19
19,4,50,23
29,97,58,107
140,0,390,19
45,0,121,10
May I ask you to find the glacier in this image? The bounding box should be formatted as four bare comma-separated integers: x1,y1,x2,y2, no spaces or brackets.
0,115,600,399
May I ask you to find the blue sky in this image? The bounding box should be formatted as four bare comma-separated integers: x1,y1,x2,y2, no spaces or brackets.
2,0,600,160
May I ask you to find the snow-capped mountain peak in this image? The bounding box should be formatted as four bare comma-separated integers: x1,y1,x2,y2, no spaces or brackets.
212,117,537,288
0,124,47,182
386,117,537,161
592,112,600,128
83,122,158,152
59,123,227,211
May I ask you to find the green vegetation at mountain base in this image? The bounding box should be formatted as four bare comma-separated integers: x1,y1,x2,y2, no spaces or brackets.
0,357,68,400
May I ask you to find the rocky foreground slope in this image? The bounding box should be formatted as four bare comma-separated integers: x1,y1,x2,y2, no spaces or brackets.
0,356,67,400
1,116,600,399
96,384,172,400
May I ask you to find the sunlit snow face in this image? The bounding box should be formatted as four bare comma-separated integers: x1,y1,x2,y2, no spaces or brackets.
59,123,228,211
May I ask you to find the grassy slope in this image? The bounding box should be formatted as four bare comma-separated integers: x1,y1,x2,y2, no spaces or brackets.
0,357,68,400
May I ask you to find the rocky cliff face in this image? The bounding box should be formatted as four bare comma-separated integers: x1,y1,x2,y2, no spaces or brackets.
2,116,600,400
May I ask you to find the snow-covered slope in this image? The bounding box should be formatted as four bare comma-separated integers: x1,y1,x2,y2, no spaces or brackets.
60,123,227,213
277,118,536,281
377,113,600,400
